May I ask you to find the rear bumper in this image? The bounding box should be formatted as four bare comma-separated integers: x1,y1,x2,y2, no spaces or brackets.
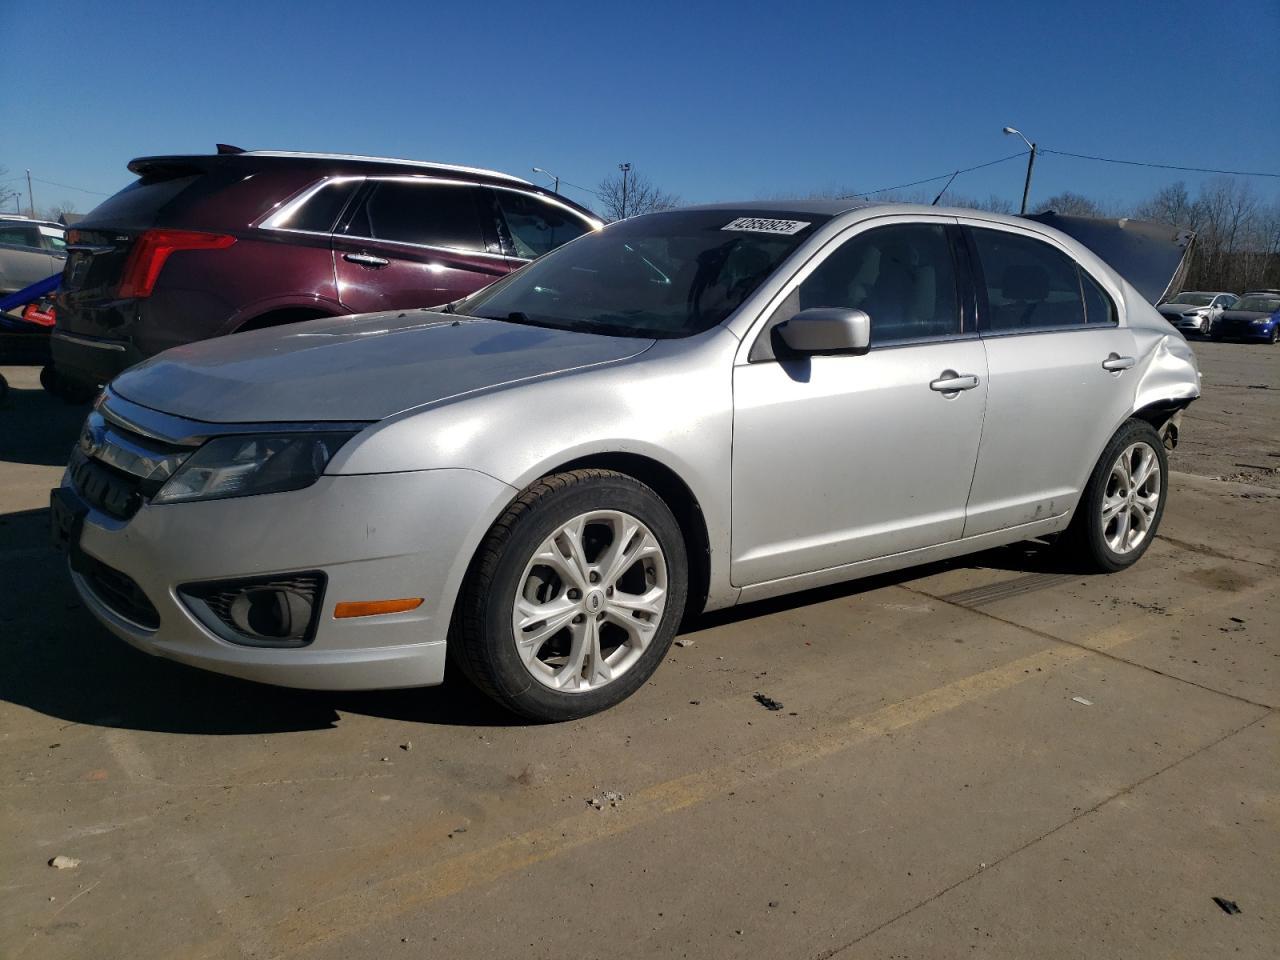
51,330,140,386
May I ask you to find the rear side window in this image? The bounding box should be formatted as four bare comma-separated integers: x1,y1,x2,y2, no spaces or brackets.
493,191,592,259
352,180,484,251
1081,270,1116,324
281,179,359,233
793,222,961,344
971,228,1086,331
0,225,41,248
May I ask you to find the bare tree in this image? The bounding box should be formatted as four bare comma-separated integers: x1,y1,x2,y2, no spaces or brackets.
595,168,679,221
1035,191,1103,217
43,201,78,222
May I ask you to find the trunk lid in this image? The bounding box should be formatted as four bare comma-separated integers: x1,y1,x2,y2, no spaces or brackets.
1024,212,1195,306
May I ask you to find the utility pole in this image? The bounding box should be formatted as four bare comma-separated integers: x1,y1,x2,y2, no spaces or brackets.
618,162,631,219
26,169,35,220
1002,127,1036,215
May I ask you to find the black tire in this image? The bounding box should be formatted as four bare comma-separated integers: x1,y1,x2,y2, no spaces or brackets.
451,469,689,721
1062,419,1168,573
39,364,60,395
1270,326,1279,345
0,374,8,404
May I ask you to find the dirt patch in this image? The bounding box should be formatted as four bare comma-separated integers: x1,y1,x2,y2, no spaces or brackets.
1186,565,1258,593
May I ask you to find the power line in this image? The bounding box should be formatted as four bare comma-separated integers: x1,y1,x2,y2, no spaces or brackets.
31,176,109,196
1039,148,1279,180
840,151,1029,199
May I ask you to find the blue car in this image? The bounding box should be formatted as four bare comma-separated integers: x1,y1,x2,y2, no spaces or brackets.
1211,293,1280,343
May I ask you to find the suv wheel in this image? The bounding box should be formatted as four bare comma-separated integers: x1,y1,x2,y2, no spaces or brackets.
452,469,688,721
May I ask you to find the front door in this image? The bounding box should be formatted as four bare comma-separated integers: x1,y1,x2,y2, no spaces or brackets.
731,220,989,586
333,178,510,312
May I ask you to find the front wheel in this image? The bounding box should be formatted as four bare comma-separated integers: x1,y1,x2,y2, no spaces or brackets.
1063,419,1168,572
451,469,688,721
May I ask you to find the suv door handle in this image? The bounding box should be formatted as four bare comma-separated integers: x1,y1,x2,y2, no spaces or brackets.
344,252,389,268
1101,353,1136,372
929,371,980,393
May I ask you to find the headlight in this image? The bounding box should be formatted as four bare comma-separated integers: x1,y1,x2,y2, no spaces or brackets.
1253,318,1269,325
153,431,358,504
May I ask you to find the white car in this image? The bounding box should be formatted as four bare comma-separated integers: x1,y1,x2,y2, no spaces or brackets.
1157,291,1236,336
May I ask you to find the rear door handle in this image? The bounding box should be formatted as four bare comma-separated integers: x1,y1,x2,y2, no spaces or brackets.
930,371,980,393
343,252,389,268
1101,353,1136,372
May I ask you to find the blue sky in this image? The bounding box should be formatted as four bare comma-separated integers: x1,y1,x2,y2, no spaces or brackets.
2,0,1277,216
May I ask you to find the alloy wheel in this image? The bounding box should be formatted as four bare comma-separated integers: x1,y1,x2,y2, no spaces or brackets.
511,510,668,692
1101,441,1162,555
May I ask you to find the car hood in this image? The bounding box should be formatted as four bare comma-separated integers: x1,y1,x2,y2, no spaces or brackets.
111,311,656,423
1158,302,1201,314
1219,310,1273,321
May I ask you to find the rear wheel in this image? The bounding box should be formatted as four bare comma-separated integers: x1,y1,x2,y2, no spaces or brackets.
451,469,688,721
1063,419,1168,572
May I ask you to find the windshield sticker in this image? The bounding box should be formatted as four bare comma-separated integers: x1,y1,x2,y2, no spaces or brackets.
721,217,811,236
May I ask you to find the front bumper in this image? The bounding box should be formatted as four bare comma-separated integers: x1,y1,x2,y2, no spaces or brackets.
1213,321,1275,341
61,468,515,690
1162,314,1209,334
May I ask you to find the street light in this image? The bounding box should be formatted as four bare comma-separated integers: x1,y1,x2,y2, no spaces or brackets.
618,162,632,219
531,167,560,193
1002,126,1037,215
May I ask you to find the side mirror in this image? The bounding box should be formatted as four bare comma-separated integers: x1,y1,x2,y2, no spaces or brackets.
777,308,870,355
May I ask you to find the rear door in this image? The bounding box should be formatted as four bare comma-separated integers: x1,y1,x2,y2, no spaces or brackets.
332,178,510,312
0,222,57,293
960,220,1138,537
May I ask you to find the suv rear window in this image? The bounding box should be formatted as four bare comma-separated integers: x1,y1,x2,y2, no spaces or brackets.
351,180,484,251
81,175,201,227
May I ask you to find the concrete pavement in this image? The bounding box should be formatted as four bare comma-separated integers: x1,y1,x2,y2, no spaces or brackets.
1,341,1275,960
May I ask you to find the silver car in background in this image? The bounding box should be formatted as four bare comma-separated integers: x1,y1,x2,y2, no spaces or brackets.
52,201,1201,720
1157,290,1237,336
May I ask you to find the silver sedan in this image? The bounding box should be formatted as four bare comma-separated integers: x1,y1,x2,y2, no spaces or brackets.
53,201,1200,720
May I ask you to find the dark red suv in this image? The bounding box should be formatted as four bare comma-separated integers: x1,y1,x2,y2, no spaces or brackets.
52,149,601,390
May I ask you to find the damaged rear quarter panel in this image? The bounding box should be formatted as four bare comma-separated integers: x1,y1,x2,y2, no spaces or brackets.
1125,282,1202,420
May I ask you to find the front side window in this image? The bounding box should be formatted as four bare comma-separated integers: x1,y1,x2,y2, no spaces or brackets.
351,180,484,251
459,209,824,338
971,228,1087,332
494,191,593,259
792,223,960,343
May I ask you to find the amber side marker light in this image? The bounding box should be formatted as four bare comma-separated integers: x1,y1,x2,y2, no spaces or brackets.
333,598,424,619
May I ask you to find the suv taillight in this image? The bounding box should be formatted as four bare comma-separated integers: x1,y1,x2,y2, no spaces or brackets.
117,229,236,299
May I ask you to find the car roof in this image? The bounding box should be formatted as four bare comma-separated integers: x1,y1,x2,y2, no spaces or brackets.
0,215,63,230
241,151,531,185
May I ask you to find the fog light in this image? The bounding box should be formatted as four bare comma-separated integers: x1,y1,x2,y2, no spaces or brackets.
179,572,326,647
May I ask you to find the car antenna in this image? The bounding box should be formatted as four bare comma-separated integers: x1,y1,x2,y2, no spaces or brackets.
931,170,959,206
216,143,247,155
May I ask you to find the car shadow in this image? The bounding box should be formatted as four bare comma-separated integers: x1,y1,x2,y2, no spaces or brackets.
1,495,1084,736
0,379,87,468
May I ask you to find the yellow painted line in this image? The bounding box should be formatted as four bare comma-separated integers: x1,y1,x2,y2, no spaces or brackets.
231,581,1267,957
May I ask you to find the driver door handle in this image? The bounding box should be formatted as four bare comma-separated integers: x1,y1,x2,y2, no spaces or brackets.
344,252,389,268
930,371,980,393
1101,353,1136,371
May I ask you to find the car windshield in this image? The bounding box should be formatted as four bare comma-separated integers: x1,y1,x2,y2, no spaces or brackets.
457,209,827,338
1170,293,1214,306
1235,296,1280,313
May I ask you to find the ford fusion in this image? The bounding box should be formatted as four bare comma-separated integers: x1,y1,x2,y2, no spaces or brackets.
53,202,1201,720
